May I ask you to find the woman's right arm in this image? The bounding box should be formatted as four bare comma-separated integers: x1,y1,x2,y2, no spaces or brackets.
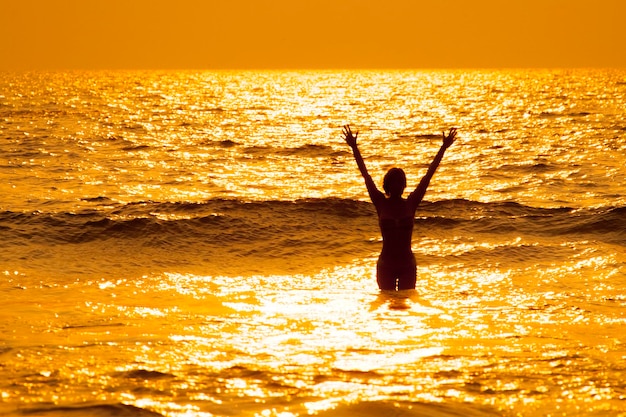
342,125,384,204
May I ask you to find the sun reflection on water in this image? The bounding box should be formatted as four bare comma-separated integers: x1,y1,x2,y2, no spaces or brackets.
2,70,626,416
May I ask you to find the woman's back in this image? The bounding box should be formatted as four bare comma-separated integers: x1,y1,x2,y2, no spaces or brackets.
375,197,416,258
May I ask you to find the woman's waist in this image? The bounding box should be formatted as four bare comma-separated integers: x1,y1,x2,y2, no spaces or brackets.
380,246,414,259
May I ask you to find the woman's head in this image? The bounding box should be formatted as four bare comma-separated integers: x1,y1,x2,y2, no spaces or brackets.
383,167,406,197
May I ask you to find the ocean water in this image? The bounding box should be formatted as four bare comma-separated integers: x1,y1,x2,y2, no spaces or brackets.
1,70,626,416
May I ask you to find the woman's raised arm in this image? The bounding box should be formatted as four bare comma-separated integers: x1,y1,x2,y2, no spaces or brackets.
408,128,458,206
342,125,384,204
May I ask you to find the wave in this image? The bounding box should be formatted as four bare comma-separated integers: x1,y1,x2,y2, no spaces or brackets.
117,369,176,380
314,400,501,417
1,198,624,277
121,144,151,152
2,199,624,248
243,144,343,158
538,111,595,118
495,162,564,175
19,403,164,416
420,200,626,243
277,143,341,157
397,133,442,140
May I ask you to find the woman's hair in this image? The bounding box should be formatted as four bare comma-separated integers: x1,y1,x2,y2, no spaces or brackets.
383,167,407,197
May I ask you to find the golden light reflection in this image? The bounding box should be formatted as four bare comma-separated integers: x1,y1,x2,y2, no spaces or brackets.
132,397,214,417
2,67,626,417
102,265,597,414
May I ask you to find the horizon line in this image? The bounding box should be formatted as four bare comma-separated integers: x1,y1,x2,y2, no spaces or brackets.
2,66,625,72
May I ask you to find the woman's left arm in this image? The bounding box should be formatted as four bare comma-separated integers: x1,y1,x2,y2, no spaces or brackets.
408,128,457,206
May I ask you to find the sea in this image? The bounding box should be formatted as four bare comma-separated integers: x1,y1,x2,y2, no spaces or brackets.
1,70,625,417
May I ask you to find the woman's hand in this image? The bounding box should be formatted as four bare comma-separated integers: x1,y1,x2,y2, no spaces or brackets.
442,128,458,149
342,124,359,148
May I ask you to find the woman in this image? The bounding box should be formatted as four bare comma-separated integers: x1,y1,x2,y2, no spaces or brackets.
342,125,457,290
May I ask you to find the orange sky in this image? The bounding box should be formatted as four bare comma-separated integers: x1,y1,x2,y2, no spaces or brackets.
1,0,625,70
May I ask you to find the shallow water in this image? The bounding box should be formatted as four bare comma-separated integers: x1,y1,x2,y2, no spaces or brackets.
1,70,626,416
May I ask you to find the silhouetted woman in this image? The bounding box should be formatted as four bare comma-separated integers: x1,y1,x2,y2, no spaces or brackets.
342,125,457,291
